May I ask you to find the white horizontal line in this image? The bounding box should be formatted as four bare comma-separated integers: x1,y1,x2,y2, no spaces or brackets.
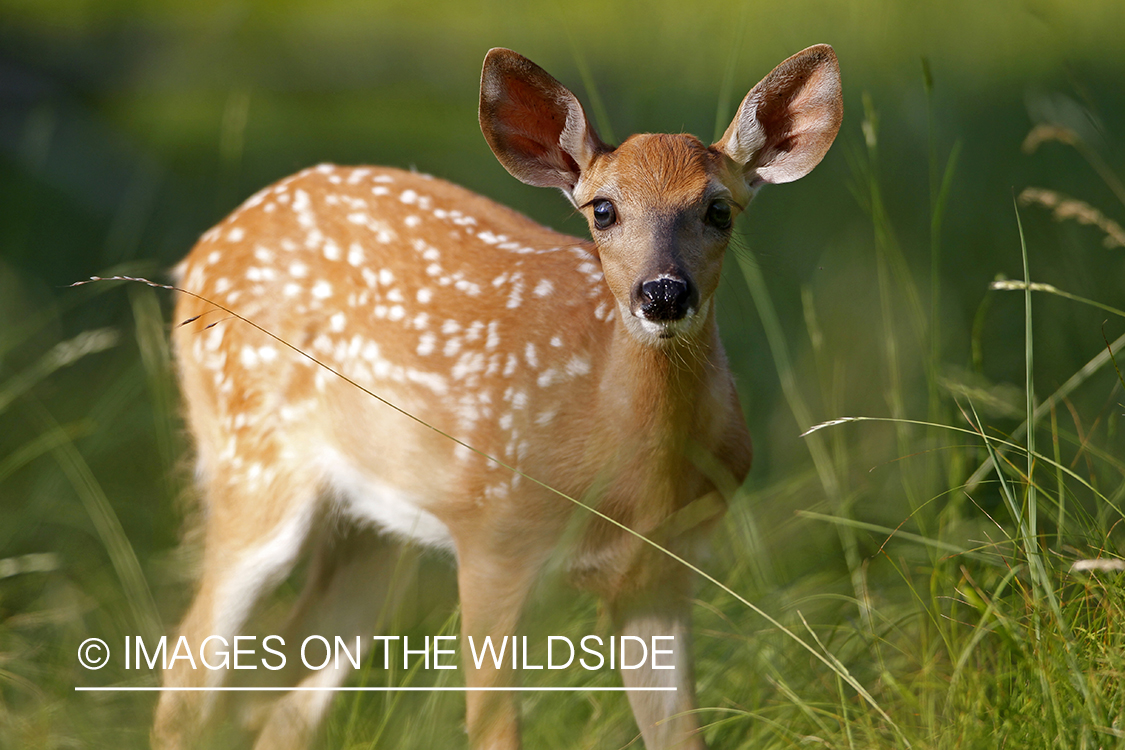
75,686,676,692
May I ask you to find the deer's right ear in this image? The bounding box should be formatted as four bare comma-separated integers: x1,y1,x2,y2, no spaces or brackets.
714,44,843,187
479,48,608,195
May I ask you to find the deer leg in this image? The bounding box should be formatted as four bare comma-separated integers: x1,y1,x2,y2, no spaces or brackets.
247,526,416,750
611,564,707,750
151,473,321,750
456,534,554,750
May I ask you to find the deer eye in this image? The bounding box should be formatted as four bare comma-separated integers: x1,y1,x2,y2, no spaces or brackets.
591,200,617,230
706,200,732,230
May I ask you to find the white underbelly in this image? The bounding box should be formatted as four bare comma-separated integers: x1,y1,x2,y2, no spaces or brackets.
320,449,455,551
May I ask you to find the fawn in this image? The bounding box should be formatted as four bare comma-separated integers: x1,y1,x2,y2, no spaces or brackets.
155,45,842,749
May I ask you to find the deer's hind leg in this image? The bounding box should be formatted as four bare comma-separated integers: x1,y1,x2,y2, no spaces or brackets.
152,459,323,749
244,524,418,750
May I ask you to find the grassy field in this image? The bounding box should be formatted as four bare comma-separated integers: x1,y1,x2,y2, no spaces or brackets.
2,1,1125,747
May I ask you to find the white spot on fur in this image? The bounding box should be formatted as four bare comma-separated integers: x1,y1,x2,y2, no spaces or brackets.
239,345,260,369
204,326,224,352
506,273,524,309
246,267,276,282
347,213,397,244
405,368,447,395
361,340,380,361
184,265,205,290
565,355,591,377
451,351,486,381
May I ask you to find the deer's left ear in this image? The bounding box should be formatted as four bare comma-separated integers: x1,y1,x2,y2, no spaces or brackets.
713,44,843,186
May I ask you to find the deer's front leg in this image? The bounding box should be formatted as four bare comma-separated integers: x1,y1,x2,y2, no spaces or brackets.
612,564,707,750
456,536,547,750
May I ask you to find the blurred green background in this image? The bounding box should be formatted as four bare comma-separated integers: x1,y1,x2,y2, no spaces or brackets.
3,0,1125,747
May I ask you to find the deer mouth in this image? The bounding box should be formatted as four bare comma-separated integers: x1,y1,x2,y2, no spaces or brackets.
627,300,708,345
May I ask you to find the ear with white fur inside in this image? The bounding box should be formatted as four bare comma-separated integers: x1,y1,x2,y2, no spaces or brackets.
714,44,843,187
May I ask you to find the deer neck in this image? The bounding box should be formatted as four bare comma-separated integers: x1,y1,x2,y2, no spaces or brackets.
595,303,723,460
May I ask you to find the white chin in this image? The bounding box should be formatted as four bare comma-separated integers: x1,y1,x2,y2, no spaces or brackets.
638,317,686,339
623,297,713,345
625,306,703,345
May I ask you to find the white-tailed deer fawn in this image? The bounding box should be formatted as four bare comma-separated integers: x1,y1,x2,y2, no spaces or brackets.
155,45,841,749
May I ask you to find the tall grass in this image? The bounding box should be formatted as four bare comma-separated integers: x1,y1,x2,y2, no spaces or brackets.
709,88,1125,748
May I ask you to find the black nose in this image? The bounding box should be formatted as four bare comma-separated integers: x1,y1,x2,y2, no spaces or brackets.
640,277,691,321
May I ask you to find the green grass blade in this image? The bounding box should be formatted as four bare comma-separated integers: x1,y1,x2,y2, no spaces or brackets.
0,329,119,416
1015,198,1038,549
27,399,163,643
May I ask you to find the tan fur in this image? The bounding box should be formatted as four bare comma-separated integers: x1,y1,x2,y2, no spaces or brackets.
155,45,841,750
